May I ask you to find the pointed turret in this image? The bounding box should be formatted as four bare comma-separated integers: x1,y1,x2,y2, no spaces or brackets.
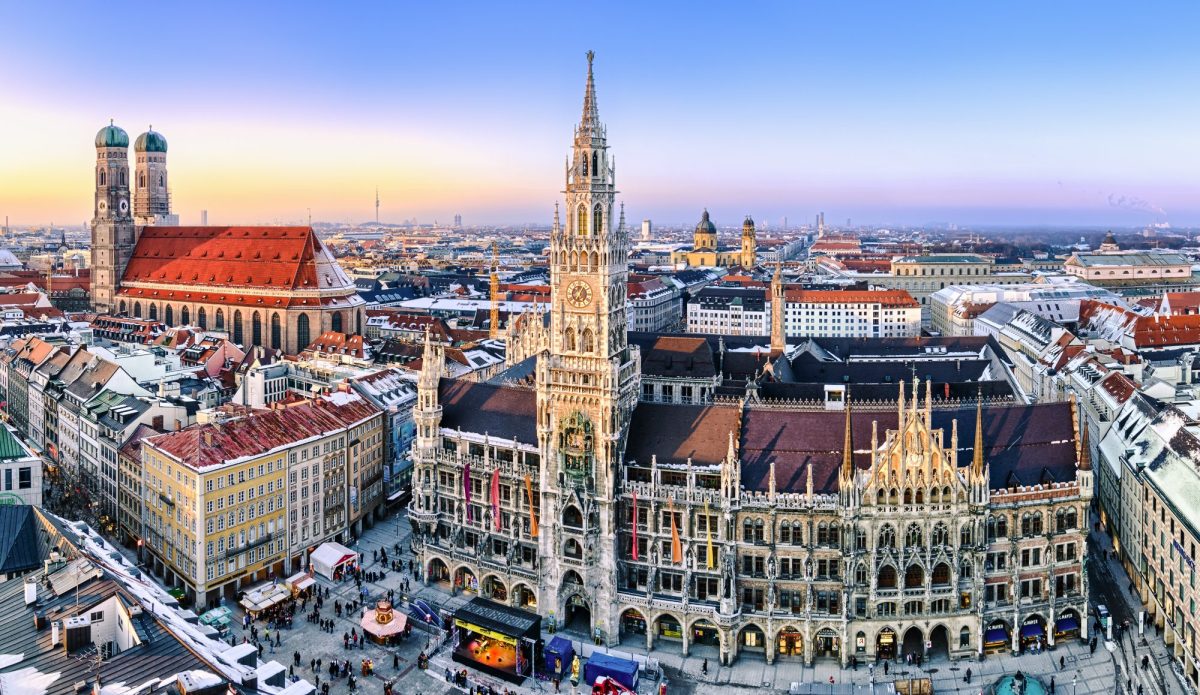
972,391,986,476
841,393,854,481
489,242,501,339
579,50,601,136
770,263,785,355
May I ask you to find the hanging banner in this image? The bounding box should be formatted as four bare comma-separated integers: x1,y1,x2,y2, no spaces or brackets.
464,460,473,523
669,498,682,564
524,474,538,537
491,468,501,531
704,500,715,569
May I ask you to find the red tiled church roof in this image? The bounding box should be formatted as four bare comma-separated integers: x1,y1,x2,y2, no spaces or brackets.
118,226,357,299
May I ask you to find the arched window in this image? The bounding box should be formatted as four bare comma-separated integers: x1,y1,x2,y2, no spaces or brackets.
959,560,973,579
878,525,896,549
593,204,603,236
581,154,588,177
564,328,576,351
931,523,949,547
817,522,829,546
181,307,189,325
960,524,973,547
591,151,598,177
779,521,791,544
562,506,583,528
877,565,897,589
754,519,764,542
931,563,951,586
233,310,243,345
158,174,164,187
164,305,173,325
120,170,126,186
581,329,594,353
271,313,282,349
577,205,587,236
296,314,310,350
889,488,899,505
903,488,913,505
197,307,207,329
133,302,142,318
138,173,145,188
251,311,262,345
855,528,866,551
99,170,106,186
215,308,225,330
332,312,343,333
904,564,924,588
149,304,158,320
915,488,924,504
118,300,126,314
855,565,867,585
1065,508,1078,529
960,627,971,648
829,522,841,548
906,523,923,548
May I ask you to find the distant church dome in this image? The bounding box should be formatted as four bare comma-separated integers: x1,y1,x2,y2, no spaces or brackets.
95,121,129,148
695,209,717,235
135,129,168,153
743,215,754,228
1102,231,1116,245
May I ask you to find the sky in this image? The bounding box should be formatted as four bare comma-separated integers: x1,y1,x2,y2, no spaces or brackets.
1,1,1199,228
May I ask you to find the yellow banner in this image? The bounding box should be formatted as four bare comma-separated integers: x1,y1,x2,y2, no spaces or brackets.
704,501,715,570
455,619,517,646
525,474,538,538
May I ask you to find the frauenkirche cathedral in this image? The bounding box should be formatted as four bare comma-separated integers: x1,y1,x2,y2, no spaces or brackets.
409,53,1092,667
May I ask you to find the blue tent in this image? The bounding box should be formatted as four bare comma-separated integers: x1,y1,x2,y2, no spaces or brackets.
544,636,574,677
583,652,638,691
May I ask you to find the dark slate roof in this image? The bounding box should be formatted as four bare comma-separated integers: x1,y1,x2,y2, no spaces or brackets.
735,402,1077,494
454,597,540,638
625,403,740,466
624,401,1078,495
439,378,537,444
805,335,994,360
0,506,41,575
757,380,1014,402
788,356,991,385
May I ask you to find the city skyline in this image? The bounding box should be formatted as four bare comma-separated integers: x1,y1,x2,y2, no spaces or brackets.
2,2,1199,227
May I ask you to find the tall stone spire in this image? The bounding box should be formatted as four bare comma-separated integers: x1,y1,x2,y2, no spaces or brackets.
770,263,785,355
489,241,501,339
1078,417,1092,471
841,393,854,481
580,50,600,135
972,391,986,476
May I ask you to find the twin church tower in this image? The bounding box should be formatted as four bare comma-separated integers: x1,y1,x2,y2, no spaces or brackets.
90,122,178,314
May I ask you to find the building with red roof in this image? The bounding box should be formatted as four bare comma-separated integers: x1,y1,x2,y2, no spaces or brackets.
115,226,364,354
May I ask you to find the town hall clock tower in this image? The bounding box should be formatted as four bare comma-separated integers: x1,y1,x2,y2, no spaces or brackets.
535,52,640,644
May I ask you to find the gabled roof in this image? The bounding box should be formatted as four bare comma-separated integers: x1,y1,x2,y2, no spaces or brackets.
121,226,355,292
0,506,41,575
438,379,537,444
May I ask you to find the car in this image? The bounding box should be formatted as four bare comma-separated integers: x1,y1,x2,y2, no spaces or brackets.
1095,604,1110,628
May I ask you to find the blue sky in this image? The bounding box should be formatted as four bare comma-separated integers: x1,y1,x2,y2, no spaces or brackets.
1,1,1198,227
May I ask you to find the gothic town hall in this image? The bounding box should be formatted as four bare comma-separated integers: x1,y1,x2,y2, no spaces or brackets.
408,54,1091,667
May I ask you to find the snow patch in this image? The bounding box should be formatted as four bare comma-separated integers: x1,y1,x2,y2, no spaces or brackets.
0,666,61,695
0,654,22,669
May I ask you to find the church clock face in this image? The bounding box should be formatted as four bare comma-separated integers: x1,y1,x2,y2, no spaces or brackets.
566,280,593,308
98,201,107,212
119,199,129,214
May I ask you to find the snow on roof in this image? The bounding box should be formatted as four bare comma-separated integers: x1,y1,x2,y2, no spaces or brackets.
0,666,61,695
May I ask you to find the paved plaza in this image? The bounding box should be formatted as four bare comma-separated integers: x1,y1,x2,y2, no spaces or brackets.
113,506,1193,695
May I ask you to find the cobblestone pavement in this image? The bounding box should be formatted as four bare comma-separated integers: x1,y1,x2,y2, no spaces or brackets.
115,505,1198,695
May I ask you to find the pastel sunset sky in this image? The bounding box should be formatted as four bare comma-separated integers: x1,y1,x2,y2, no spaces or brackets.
1,1,1197,227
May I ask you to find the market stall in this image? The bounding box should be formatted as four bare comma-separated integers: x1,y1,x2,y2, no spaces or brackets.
544,635,575,679
199,606,233,635
310,542,358,580
361,600,409,644
239,582,292,617
285,571,316,597
582,653,638,692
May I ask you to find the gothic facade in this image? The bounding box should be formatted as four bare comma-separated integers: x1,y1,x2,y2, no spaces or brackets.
407,54,1091,667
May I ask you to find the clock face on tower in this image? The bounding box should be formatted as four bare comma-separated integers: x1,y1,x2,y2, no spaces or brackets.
566,280,593,308
119,200,128,214
98,201,107,212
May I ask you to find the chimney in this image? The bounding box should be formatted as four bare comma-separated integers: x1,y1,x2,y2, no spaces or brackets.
152,415,164,430
24,578,37,605
203,431,213,446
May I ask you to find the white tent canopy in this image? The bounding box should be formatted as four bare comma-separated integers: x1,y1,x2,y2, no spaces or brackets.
310,541,358,580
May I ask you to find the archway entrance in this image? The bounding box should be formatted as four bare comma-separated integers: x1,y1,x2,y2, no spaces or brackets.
1054,609,1081,641
619,609,647,647
428,558,450,586
690,619,720,657
928,625,949,660
655,615,684,644
1020,615,1047,651
902,627,924,659
985,620,1011,653
814,628,840,660
876,628,897,659
514,584,537,610
454,566,478,594
563,594,591,634
738,625,766,661
777,627,803,659
483,575,507,602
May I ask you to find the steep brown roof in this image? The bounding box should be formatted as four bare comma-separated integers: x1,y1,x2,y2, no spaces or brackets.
639,336,715,378
625,403,740,466
438,379,537,444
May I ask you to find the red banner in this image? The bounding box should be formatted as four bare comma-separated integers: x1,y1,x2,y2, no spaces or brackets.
491,468,501,531
631,490,639,561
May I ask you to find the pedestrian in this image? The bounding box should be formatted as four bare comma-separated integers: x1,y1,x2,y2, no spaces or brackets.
295,652,301,667
884,661,889,675
1048,676,1055,694
1059,655,1064,670
394,653,399,669
965,668,972,684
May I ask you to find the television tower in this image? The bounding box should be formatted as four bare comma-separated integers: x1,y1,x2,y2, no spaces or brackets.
375,187,380,224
